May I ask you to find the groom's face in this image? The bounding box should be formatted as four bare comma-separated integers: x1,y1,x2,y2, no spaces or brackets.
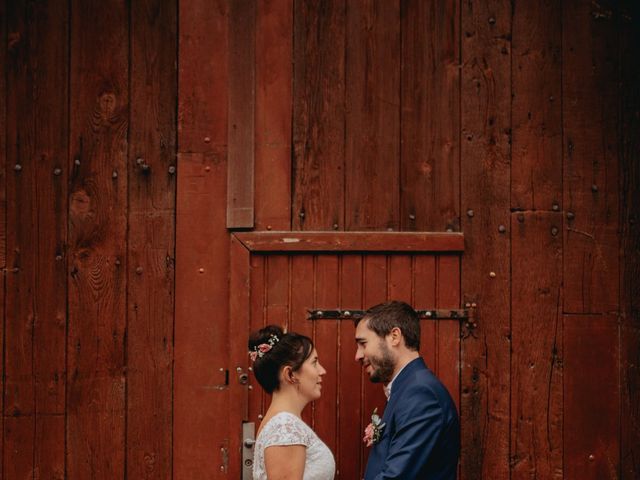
355,319,397,384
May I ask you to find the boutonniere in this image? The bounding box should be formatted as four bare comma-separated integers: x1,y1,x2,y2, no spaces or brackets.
363,408,386,447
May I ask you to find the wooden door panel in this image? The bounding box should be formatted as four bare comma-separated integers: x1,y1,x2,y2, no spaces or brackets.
229,232,464,479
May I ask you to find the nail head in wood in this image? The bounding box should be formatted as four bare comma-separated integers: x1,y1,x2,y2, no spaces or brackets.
488,17,496,24
136,267,143,275
498,225,506,233
467,209,474,218
53,168,62,176
489,271,496,278
552,203,560,211
551,226,559,236
567,212,575,220
14,164,22,172
409,213,416,220
112,171,118,179
204,136,211,143
591,184,598,192
168,165,176,175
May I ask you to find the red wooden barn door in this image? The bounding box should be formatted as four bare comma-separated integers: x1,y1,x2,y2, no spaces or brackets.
229,232,465,479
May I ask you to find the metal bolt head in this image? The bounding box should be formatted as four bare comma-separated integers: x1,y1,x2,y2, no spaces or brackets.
136,267,143,275
489,271,496,278
567,212,575,220
549,96,554,102
409,213,416,220
465,302,471,308
551,226,559,236
333,223,339,230
115,259,121,266
498,225,506,233
53,167,62,176
112,170,118,179
74,158,81,166
204,136,211,143
205,166,211,172
471,302,477,308
467,209,474,218
141,163,150,172
299,211,305,218
168,165,176,175
488,17,496,24
199,268,205,274
136,157,144,165
591,184,598,192
55,255,63,261
552,203,560,211
14,164,22,171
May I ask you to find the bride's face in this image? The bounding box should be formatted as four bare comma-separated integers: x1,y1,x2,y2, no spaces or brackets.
294,349,327,401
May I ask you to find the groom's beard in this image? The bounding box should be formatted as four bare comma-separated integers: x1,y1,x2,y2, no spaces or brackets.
368,342,396,384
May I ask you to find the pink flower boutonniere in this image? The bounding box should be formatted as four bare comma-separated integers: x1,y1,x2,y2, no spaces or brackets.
363,408,386,447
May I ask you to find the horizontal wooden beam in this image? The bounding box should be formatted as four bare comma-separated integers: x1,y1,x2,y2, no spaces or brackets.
233,231,464,252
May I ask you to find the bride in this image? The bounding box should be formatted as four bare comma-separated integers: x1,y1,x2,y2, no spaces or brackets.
249,325,335,480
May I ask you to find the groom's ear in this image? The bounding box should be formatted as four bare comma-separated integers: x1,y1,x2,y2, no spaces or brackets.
388,327,403,347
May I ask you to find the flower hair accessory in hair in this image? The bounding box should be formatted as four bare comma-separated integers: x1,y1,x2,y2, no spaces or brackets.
249,334,280,362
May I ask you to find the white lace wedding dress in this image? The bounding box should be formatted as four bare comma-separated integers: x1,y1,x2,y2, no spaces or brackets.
253,412,335,480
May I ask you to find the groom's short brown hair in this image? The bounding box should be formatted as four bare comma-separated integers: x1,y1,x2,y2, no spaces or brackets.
358,300,420,351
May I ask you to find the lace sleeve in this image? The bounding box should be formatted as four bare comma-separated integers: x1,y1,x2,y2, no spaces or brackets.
261,413,311,448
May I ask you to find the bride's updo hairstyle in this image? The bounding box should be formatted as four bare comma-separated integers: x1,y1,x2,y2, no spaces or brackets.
248,325,314,394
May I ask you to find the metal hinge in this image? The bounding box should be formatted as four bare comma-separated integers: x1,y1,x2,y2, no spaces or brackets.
307,309,469,321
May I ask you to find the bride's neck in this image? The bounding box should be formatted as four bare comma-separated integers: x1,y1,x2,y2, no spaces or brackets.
268,388,306,417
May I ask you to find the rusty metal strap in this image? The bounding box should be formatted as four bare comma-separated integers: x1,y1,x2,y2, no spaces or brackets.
307,309,469,321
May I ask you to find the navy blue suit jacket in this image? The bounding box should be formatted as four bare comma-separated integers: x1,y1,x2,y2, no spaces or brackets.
364,358,460,480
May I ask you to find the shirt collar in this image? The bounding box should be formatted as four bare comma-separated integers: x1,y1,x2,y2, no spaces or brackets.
383,361,411,400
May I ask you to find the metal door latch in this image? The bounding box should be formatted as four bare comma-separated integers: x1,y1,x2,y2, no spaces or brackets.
242,422,256,479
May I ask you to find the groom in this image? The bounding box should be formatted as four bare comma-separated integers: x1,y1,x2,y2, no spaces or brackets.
355,300,460,479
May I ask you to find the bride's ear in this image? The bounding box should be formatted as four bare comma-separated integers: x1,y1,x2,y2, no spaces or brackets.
281,366,295,384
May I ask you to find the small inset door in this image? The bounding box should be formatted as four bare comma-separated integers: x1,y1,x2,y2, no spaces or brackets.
228,232,464,479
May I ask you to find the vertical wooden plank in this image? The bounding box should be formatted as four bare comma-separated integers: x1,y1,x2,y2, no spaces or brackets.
400,0,460,232
388,255,412,304
248,254,266,423
0,0,4,466
4,2,36,474
128,0,176,478
510,212,562,479
361,254,389,477
175,153,230,479
563,0,619,314
32,2,68,478
345,0,400,231
314,256,339,450
3,417,32,478
6,0,67,476
266,255,289,327
292,0,345,231
511,0,562,211
227,0,255,228
564,315,619,479
289,255,314,425
337,254,363,480
176,0,228,476
255,0,292,231
35,415,65,479
436,255,461,414
68,0,128,476
228,236,251,479
460,0,512,478
178,0,227,154
620,2,640,477
414,256,437,373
